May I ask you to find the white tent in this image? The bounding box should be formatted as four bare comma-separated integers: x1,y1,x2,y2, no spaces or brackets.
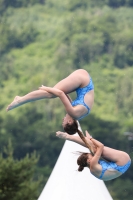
38,131,113,200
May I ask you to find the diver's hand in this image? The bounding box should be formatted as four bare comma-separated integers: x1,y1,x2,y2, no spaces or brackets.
39,85,63,97
85,130,93,140
85,130,96,154
56,131,68,139
39,85,50,91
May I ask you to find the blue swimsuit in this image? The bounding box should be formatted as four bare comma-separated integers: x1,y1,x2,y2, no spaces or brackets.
98,160,131,179
71,77,94,120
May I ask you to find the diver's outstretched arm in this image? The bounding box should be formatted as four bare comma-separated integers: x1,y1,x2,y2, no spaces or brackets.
56,131,96,153
39,86,83,119
56,131,86,147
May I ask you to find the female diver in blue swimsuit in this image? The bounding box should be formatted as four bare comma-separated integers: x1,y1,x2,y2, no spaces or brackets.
6,69,94,135
56,130,131,181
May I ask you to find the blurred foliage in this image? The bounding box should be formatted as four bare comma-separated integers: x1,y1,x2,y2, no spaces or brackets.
0,19,38,54
0,0,133,199
106,178,133,200
0,141,42,200
0,0,45,15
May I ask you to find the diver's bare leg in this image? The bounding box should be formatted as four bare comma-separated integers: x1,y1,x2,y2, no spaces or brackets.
6,69,90,111
53,69,90,93
6,90,55,111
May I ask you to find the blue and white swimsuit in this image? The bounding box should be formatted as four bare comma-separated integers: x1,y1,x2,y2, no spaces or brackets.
98,160,131,179
71,76,94,120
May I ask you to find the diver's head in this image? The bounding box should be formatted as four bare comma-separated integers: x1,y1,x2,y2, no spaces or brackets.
62,114,78,135
77,153,93,171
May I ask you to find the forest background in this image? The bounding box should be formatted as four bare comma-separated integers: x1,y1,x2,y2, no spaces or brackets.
0,0,133,199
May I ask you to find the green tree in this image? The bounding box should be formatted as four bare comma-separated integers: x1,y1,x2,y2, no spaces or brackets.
0,22,38,54
115,70,133,117
106,179,133,200
0,141,42,200
0,0,45,15
108,0,133,8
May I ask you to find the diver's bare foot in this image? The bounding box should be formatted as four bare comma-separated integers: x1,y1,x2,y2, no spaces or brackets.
6,96,22,111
